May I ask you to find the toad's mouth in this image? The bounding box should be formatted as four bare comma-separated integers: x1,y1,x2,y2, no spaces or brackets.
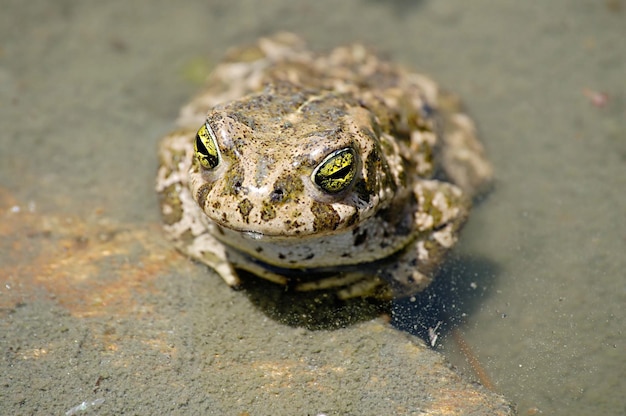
239,230,288,241
211,221,355,240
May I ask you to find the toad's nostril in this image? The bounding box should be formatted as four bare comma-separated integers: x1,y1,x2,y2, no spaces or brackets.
270,188,284,202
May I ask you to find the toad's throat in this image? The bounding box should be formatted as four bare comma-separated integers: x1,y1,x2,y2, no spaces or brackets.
211,219,418,269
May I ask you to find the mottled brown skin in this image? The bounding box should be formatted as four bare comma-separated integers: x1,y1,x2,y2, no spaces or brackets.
156,33,492,299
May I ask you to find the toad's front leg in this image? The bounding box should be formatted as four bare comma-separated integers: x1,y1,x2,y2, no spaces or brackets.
379,180,471,297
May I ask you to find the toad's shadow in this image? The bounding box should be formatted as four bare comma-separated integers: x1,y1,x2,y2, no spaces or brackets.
239,254,500,334
391,254,500,341
238,272,390,330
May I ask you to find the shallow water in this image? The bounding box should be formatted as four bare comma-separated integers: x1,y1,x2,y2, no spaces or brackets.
1,0,624,414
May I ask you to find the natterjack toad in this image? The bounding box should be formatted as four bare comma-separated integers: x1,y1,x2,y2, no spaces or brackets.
156,33,492,299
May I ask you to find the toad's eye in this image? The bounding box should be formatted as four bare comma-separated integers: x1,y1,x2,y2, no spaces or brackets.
194,123,220,170
312,148,358,194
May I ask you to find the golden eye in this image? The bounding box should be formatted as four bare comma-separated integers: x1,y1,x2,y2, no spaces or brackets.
194,123,220,170
312,148,358,194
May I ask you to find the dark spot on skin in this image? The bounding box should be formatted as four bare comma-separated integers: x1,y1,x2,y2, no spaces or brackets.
421,102,435,118
304,253,315,260
364,149,380,194
230,111,256,130
354,179,370,202
212,201,221,210
379,135,396,154
310,201,340,232
272,174,304,204
255,246,263,253
207,113,224,125
196,184,211,209
224,166,245,196
397,169,407,189
284,219,305,231
260,201,276,221
278,253,286,260
345,211,359,227
237,199,253,223
354,230,368,246
360,125,378,141
341,253,352,258
159,184,183,225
